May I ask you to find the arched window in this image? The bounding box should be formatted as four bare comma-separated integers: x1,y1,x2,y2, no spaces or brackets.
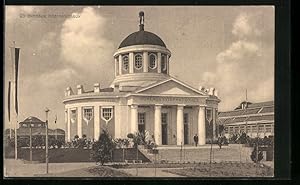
134,54,143,69
161,55,167,71
149,54,157,69
123,55,129,71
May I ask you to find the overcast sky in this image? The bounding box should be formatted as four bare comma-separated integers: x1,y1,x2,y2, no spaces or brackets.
4,6,274,130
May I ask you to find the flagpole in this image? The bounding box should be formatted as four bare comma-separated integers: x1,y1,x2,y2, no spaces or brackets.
11,41,18,160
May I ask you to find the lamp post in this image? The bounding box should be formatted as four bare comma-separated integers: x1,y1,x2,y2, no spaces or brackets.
45,107,50,174
29,119,32,162
206,108,213,177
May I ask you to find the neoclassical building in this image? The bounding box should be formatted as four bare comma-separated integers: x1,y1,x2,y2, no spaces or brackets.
63,12,220,146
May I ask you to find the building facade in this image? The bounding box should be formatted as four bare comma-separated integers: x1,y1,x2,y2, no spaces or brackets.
63,12,220,146
218,101,274,138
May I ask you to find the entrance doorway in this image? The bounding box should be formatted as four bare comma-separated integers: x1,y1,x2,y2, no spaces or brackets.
184,113,189,144
161,113,168,145
138,113,145,133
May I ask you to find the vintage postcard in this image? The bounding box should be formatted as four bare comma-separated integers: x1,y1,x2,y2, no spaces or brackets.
4,6,275,178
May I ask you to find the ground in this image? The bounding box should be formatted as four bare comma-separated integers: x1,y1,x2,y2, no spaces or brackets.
4,159,274,177
162,163,273,177
4,144,274,177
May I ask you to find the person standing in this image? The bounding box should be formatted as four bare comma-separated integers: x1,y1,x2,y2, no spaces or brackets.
193,134,199,147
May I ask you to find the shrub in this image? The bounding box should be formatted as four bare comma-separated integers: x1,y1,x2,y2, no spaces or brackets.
91,129,115,165
250,143,264,163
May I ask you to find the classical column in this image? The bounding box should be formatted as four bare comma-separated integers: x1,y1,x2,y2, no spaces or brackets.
131,105,138,134
166,55,170,74
157,52,162,73
114,57,118,76
118,55,122,75
129,52,134,73
154,104,162,145
176,105,184,145
198,106,206,145
77,106,82,137
67,108,71,142
143,51,149,72
94,106,100,140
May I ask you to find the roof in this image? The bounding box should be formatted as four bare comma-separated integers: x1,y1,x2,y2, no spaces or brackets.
118,30,166,49
20,116,44,124
247,101,274,108
218,101,274,125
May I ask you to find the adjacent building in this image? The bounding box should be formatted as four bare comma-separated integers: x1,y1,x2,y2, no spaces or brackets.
63,12,220,146
218,101,274,138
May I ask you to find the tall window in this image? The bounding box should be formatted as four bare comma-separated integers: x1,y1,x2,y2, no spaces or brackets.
184,113,189,124
83,108,93,124
101,107,113,123
70,109,77,123
134,54,143,69
149,54,157,69
138,113,145,133
206,108,213,123
123,55,129,71
161,113,168,124
161,55,167,70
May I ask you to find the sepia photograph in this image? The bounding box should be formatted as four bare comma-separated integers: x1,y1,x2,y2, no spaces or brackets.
4,5,275,178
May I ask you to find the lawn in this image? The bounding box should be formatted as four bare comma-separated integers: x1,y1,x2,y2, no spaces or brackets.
37,166,133,177
162,162,273,177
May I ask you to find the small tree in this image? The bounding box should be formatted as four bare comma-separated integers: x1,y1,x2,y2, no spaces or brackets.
250,143,264,163
91,129,115,165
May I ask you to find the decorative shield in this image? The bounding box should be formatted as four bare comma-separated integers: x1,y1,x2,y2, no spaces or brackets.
101,107,114,125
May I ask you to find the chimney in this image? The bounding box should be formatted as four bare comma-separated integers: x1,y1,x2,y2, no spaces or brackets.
114,84,120,93
94,83,100,93
77,85,84,94
66,87,74,96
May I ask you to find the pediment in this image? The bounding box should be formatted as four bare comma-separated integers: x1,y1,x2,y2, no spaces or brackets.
135,78,206,96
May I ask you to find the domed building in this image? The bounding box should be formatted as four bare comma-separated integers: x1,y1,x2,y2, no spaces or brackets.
63,12,220,146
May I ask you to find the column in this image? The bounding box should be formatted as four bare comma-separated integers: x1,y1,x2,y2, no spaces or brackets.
154,105,162,145
212,108,216,139
131,105,138,134
114,105,121,138
176,105,184,145
198,106,206,145
67,108,71,142
118,55,122,75
157,52,162,73
94,106,100,140
166,54,170,74
129,52,134,73
77,106,82,137
143,51,149,72
114,57,118,76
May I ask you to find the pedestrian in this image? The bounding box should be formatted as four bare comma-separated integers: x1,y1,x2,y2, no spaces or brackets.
193,134,199,147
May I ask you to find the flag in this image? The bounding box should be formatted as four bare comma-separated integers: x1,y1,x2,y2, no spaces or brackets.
10,47,20,115
8,81,11,122
55,115,57,124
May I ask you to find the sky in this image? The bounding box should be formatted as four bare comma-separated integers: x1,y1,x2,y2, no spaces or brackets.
4,6,274,130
